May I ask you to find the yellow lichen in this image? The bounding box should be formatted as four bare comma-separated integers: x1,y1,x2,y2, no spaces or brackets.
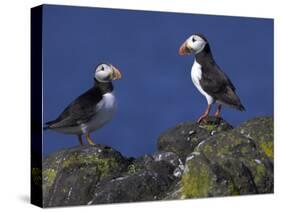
127,164,137,175
62,154,118,178
43,168,57,188
203,144,213,154
259,141,273,160
181,161,210,198
201,124,216,132
254,163,266,184
228,182,240,195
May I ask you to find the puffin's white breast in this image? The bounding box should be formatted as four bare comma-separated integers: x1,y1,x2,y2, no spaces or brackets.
191,60,214,105
82,92,117,133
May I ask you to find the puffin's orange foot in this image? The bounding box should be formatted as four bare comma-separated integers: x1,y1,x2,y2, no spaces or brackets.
214,112,221,118
78,135,84,146
197,104,212,123
214,104,222,118
197,114,209,123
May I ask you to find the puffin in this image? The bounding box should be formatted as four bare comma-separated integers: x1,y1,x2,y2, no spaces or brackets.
44,63,122,145
178,33,245,123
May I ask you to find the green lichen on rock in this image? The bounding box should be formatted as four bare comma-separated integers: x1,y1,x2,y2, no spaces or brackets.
43,144,130,207
180,153,241,199
41,116,273,207
127,164,138,175
61,153,118,178
235,116,273,161
179,116,274,199
195,131,252,159
259,141,273,160
199,124,217,132
181,155,211,198
43,168,57,189
157,116,233,160
254,162,267,184
199,116,233,134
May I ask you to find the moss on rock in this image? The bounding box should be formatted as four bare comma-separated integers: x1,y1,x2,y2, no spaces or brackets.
43,144,130,207
181,155,211,198
43,168,57,189
127,164,139,175
180,153,241,198
235,116,273,161
179,116,274,199
259,141,273,160
61,153,119,178
199,116,234,134
157,116,233,160
41,116,273,206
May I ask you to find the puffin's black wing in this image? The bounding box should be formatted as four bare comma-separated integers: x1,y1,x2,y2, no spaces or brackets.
200,64,245,111
45,87,102,129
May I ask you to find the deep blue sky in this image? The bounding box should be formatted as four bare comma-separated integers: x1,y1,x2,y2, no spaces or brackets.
43,5,273,157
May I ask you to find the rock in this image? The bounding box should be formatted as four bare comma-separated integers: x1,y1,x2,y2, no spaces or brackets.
172,116,273,199
43,146,181,207
43,144,130,207
152,152,185,178
88,151,183,204
89,159,177,204
41,116,273,207
157,116,233,160
234,116,273,162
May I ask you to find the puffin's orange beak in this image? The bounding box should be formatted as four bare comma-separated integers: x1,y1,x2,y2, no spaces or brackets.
111,65,122,80
178,42,193,56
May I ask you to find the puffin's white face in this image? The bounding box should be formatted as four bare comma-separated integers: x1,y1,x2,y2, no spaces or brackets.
179,34,207,55
95,63,122,83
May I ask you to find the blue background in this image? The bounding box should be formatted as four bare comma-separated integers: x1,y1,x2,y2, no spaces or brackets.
43,5,273,157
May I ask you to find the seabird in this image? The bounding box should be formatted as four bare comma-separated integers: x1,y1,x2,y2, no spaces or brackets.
179,33,245,123
44,63,122,145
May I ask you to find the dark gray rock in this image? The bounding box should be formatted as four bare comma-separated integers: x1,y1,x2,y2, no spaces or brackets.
168,116,273,199
234,116,274,162
42,116,273,207
43,144,130,207
89,160,177,204
87,151,183,204
43,146,181,207
157,116,233,160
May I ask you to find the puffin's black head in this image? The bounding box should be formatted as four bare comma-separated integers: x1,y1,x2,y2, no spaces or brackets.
179,34,208,56
94,63,122,83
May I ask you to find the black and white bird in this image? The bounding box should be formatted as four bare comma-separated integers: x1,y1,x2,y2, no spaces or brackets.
179,33,245,123
44,63,122,145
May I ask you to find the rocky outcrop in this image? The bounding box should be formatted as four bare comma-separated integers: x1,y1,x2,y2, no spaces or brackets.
89,152,181,204
42,145,130,207
42,145,183,207
157,116,233,160
166,116,273,199
39,116,273,207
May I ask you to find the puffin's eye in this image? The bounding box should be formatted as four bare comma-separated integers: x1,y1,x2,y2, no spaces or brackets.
100,66,104,71
192,37,196,42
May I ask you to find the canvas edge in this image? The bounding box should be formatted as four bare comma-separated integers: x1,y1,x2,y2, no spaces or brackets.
30,4,43,208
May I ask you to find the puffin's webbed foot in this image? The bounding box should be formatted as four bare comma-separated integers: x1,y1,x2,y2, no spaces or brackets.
197,104,212,123
197,113,209,123
214,104,222,118
78,135,84,146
